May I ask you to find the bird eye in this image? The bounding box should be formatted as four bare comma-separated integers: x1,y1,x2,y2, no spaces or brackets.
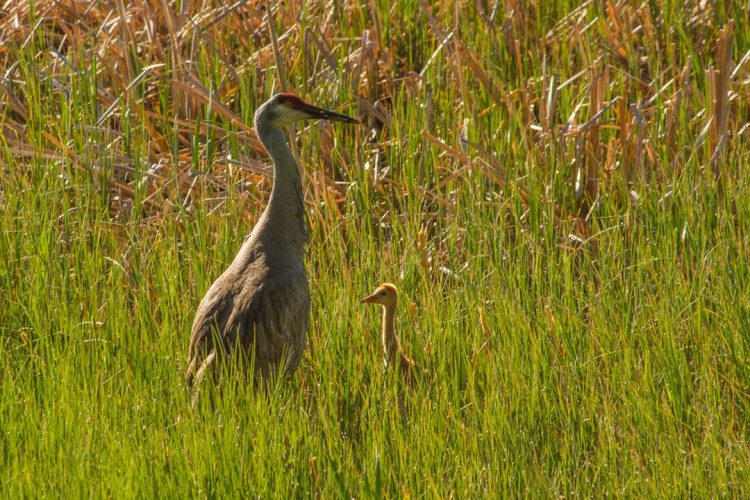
283,100,294,108
380,291,386,296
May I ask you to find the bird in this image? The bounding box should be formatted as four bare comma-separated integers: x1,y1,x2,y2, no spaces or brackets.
360,283,419,382
186,93,358,399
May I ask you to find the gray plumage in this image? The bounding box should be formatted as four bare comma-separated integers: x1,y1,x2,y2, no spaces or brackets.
186,94,357,398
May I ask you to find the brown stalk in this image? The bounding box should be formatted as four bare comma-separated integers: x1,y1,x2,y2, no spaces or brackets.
584,67,608,203
707,20,733,185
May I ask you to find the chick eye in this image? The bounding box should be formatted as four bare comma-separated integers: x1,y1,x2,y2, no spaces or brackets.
380,291,386,296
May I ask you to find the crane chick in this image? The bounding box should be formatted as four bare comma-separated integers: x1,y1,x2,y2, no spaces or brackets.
361,283,419,382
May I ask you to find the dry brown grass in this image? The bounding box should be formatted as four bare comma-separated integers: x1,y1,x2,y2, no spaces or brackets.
0,1,747,239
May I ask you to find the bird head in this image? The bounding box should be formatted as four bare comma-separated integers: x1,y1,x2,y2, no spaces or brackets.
259,93,359,128
360,283,399,307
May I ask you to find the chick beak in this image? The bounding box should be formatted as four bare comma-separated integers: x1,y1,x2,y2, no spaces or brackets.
301,103,359,124
360,293,377,304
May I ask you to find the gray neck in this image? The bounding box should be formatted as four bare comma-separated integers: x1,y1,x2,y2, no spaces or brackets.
255,123,308,249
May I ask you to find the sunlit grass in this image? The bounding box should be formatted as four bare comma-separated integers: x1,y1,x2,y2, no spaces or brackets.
1,0,749,496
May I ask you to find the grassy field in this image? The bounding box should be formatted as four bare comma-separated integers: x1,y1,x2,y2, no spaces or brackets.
2,0,749,496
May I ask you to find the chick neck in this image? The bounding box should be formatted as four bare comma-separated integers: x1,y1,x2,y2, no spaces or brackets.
380,299,403,365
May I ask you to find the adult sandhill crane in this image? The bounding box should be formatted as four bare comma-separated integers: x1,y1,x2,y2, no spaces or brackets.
186,93,358,397
361,283,419,382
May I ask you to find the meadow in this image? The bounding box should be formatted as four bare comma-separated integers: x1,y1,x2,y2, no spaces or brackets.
1,0,749,496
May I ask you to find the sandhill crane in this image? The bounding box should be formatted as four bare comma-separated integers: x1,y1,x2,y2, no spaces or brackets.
186,93,358,399
361,283,419,382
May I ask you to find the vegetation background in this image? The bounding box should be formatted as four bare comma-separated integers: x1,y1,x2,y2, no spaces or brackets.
1,0,749,496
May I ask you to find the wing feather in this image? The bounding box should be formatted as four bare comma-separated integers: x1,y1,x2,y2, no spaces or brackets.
185,262,309,389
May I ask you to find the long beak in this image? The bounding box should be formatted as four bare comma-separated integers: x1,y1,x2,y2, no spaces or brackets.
360,294,376,304
302,103,359,124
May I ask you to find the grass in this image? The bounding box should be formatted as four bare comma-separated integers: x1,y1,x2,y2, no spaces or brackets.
1,0,750,496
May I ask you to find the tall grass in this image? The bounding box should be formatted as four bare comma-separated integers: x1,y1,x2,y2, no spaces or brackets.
1,0,749,495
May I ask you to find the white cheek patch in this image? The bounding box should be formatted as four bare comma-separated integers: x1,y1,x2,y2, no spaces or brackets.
273,108,310,127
